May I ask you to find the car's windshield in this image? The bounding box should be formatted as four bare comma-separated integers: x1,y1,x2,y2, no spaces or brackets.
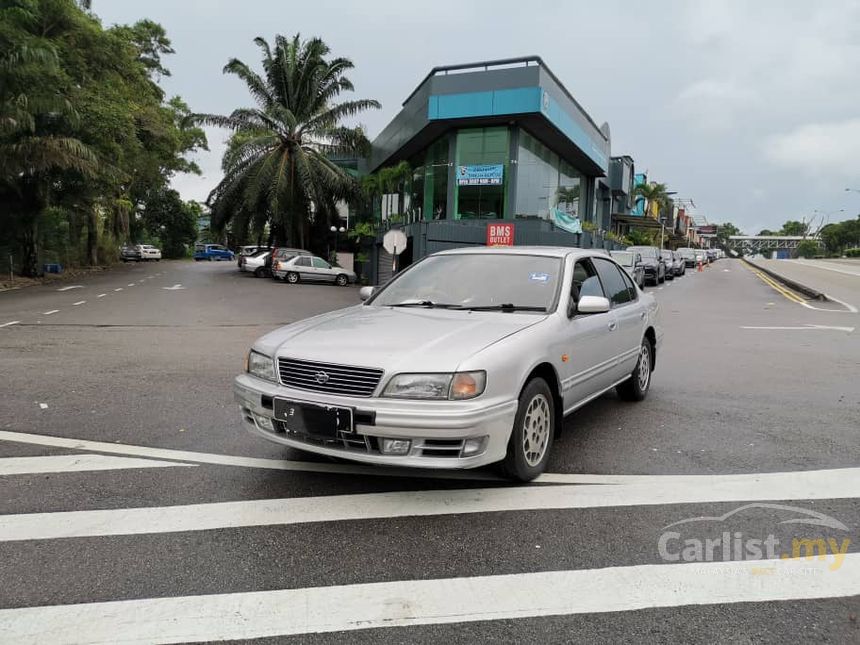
661,251,673,259
370,254,562,312
610,252,634,266
628,246,657,258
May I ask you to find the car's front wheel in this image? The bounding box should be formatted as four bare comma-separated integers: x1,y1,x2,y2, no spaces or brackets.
335,274,348,287
616,337,652,402
285,272,300,284
501,377,555,482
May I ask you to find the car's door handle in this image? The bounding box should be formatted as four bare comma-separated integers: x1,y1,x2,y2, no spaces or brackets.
640,311,646,320
608,321,617,331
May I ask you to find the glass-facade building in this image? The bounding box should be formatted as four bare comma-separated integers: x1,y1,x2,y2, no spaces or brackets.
366,57,631,275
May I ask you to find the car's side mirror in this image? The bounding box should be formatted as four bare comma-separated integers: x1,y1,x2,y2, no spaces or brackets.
576,295,611,314
359,286,375,301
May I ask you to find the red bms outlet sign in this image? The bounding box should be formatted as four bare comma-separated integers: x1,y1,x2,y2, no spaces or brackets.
486,223,515,247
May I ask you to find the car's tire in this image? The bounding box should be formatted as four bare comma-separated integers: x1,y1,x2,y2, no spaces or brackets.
501,377,555,482
616,337,653,402
253,267,265,278
335,274,348,287
207,256,213,261
286,271,300,284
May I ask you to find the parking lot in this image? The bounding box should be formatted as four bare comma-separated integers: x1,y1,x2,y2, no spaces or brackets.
1,258,858,642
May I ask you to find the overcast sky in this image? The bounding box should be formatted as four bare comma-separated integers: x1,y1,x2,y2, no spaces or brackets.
96,0,860,234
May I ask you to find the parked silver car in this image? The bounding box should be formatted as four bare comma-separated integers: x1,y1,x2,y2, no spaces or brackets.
239,250,271,278
274,254,356,286
234,247,662,481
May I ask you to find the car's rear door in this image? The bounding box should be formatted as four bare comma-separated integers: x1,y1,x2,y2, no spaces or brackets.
293,256,314,280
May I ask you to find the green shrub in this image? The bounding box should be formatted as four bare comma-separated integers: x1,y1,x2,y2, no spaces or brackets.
845,248,860,258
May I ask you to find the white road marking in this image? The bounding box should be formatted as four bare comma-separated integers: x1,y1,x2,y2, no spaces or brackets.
0,454,194,476
42,310,59,315
740,325,855,332
96,294,106,298
162,284,185,290
56,285,83,292
2,429,857,488
794,259,860,278
1,466,857,542
127,283,135,287
1,556,856,643
0,430,499,482
0,321,20,328
114,288,122,292
72,300,86,306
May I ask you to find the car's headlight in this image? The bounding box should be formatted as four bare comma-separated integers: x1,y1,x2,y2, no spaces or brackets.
382,371,486,400
247,350,276,382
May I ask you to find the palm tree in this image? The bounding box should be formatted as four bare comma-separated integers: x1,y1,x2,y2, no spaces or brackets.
633,181,670,220
192,34,380,249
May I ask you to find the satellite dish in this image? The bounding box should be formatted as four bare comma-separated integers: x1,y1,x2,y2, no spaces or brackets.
383,229,408,255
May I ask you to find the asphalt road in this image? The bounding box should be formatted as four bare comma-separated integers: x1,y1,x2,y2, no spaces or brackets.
0,258,858,643
756,258,860,310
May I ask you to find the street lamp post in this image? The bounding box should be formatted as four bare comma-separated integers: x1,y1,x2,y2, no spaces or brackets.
330,225,345,262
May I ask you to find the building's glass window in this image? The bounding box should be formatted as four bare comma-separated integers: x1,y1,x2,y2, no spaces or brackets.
515,130,582,223
405,137,449,222
455,127,508,219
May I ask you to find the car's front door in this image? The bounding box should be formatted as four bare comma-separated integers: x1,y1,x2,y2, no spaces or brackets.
560,258,621,410
311,257,335,282
592,257,644,381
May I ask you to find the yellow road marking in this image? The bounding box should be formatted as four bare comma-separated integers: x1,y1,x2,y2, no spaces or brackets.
743,263,806,305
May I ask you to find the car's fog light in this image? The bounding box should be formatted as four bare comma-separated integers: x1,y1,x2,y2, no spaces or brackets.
461,436,487,457
380,438,411,455
253,413,274,431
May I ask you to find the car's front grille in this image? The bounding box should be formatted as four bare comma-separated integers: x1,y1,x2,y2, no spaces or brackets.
273,421,372,452
277,358,384,397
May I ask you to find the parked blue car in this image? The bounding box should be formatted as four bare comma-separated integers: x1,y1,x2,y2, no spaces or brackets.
193,243,235,262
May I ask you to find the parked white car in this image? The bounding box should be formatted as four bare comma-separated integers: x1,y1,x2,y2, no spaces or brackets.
234,246,662,481
240,250,271,278
136,244,162,261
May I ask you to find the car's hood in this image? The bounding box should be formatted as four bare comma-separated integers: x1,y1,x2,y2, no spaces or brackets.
255,305,547,373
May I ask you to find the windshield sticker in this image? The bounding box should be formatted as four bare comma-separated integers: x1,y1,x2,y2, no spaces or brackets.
529,272,550,283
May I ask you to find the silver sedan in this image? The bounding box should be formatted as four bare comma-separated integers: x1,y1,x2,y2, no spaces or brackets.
234,246,662,481
274,254,356,286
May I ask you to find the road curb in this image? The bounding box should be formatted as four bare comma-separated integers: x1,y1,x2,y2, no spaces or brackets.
742,258,827,301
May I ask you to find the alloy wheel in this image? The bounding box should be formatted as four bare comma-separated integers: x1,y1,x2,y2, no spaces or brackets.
521,393,551,467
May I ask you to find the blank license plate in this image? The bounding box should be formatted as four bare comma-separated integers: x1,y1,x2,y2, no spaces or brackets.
273,399,353,438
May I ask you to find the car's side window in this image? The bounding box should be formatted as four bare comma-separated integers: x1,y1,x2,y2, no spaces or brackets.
296,257,311,267
572,259,604,302
593,257,633,306
312,257,329,269
617,264,638,300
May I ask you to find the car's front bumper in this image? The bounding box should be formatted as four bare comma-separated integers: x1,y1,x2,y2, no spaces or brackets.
233,373,518,469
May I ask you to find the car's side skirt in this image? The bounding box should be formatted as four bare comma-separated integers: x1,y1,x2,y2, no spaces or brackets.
563,375,631,417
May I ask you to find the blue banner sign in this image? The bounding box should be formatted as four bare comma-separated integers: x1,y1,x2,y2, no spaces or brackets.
457,164,504,186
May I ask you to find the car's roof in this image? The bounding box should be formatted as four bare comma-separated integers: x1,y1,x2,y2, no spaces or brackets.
433,246,604,259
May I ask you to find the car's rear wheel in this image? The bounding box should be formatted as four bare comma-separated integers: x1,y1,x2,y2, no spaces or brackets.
286,271,300,284
335,274,348,287
253,267,266,278
501,377,555,482
616,337,652,402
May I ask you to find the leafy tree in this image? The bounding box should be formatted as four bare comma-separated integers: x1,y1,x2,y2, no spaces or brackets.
780,220,808,236
0,0,206,276
715,222,741,246
758,229,776,236
795,240,820,258
192,34,380,253
141,188,198,258
820,216,860,254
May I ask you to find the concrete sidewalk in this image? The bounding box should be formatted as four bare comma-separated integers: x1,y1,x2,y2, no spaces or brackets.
747,258,859,311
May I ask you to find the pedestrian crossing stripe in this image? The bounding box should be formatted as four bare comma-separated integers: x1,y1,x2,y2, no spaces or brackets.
1,466,858,542
0,454,195,476
1,555,857,644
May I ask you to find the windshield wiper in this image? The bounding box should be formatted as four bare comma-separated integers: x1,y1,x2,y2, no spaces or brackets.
388,300,461,309
456,303,547,313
